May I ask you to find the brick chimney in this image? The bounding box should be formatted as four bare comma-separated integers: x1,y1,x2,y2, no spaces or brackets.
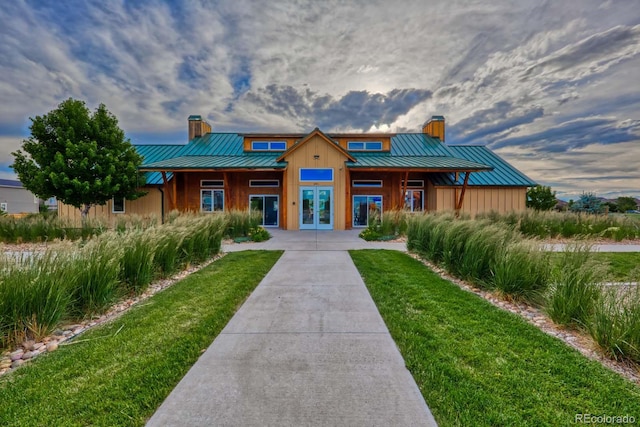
188,115,212,141
422,115,445,141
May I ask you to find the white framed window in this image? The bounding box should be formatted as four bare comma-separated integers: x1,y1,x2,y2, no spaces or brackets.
404,190,424,212
353,195,383,227
299,168,333,182
201,189,224,212
249,180,280,187
251,141,287,151
348,141,383,151
0,202,7,212
352,180,383,188
112,197,125,213
201,180,224,187
401,180,424,188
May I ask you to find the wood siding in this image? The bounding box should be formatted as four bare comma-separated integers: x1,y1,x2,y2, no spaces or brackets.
432,186,527,216
58,188,164,225
283,134,349,230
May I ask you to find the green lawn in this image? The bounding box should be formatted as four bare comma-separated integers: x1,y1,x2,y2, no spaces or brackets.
0,250,282,426
350,250,640,427
592,252,640,281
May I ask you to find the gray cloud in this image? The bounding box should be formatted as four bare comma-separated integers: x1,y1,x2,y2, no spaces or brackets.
244,85,431,131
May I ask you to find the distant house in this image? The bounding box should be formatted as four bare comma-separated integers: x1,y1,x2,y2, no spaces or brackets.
58,115,536,228
0,178,40,215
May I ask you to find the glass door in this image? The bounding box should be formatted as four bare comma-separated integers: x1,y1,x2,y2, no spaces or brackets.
300,187,333,230
249,195,279,227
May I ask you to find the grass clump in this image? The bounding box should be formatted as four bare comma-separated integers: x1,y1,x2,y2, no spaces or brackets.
350,250,640,426
67,238,121,316
0,252,73,344
589,287,640,362
359,209,408,241
546,244,603,328
0,251,282,426
492,241,550,303
225,209,262,239
118,231,155,295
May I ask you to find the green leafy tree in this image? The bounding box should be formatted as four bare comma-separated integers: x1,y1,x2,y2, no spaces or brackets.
11,98,145,219
602,202,618,213
617,196,638,212
526,185,557,211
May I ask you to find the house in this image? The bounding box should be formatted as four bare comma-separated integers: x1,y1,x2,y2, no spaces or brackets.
58,115,536,229
0,178,40,215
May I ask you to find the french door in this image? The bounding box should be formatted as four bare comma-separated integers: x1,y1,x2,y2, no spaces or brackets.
300,186,333,230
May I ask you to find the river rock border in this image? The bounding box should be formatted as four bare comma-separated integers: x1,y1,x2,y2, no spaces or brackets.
409,253,640,385
0,253,225,376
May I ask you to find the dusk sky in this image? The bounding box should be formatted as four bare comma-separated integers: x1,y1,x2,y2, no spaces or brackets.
1,0,639,200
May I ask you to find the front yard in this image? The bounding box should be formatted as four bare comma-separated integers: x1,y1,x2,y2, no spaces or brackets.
0,250,282,426
351,250,640,426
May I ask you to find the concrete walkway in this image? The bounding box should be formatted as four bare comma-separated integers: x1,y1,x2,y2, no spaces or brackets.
147,231,436,426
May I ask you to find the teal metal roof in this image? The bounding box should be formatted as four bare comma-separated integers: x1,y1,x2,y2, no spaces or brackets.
430,145,537,186
133,133,534,186
388,134,455,156
135,145,183,185
347,154,492,170
142,155,285,170
176,133,245,156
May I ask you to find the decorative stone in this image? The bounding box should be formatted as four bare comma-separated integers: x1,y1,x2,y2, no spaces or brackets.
10,350,24,361
33,342,44,351
46,342,58,352
22,351,34,360
22,340,35,351
53,329,64,336
0,360,11,369
11,359,23,368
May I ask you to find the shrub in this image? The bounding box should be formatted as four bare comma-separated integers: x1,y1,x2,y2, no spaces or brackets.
249,226,270,242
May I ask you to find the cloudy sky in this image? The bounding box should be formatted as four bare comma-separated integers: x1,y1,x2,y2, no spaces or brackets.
1,0,639,199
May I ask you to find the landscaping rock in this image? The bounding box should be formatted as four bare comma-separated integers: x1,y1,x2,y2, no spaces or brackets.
22,351,35,360
46,342,58,352
33,342,44,351
10,350,24,361
11,360,23,369
22,340,35,351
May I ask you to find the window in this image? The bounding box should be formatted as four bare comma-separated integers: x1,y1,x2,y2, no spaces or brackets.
353,195,382,227
401,180,424,188
112,197,125,213
348,141,383,151
201,180,224,187
251,141,287,151
0,202,7,213
300,168,333,182
352,180,383,187
249,180,280,187
404,190,424,212
249,195,279,227
201,190,224,212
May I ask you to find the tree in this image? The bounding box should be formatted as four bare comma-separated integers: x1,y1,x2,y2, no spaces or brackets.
617,196,638,212
526,185,557,211
12,98,145,219
570,192,602,214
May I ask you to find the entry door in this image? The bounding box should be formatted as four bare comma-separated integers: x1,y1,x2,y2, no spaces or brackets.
300,186,333,230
